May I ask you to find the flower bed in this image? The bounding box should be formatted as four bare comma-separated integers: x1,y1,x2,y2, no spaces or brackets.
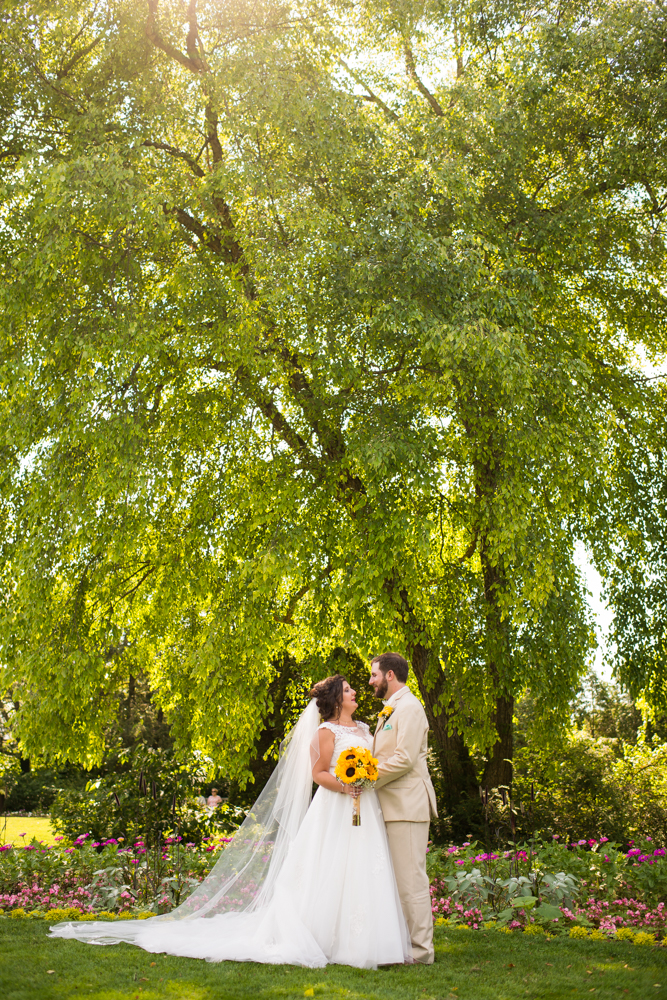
0,829,665,945
0,832,230,916
426,836,667,942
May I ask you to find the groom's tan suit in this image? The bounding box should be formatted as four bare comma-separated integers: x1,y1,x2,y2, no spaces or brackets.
373,685,437,964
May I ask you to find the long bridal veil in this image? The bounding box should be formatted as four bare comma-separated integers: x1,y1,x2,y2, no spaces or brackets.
51,699,321,946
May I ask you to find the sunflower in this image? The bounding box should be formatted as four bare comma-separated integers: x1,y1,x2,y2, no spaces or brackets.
334,746,379,787
334,750,360,784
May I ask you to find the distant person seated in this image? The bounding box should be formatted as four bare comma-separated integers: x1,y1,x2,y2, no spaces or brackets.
206,788,223,810
195,794,207,810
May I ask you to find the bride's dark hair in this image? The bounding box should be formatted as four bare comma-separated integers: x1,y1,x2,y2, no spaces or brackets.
309,674,346,721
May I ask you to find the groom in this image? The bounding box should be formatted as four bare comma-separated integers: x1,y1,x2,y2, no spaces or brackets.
370,652,438,965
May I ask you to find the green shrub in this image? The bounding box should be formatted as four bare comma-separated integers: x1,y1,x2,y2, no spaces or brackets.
511,732,667,843
49,745,239,846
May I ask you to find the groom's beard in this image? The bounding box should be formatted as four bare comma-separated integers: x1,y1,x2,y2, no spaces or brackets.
374,675,388,700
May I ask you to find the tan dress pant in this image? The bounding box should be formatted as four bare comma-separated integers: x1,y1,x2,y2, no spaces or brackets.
385,820,434,964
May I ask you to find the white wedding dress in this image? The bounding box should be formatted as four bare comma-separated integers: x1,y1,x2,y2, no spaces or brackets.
51,705,410,969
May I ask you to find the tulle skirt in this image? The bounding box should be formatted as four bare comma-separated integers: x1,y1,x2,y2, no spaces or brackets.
50,786,410,969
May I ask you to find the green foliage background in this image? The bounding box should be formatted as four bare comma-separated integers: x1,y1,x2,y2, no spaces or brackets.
0,0,666,816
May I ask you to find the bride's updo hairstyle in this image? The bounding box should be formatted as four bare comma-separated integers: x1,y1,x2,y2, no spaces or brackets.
309,674,346,721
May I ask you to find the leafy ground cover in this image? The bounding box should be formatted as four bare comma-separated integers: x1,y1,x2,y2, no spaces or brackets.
1,919,665,1000
0,817,55,845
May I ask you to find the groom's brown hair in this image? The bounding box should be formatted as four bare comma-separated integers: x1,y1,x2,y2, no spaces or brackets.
372,652,409,683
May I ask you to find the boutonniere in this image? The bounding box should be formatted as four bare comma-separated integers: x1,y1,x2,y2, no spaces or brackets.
377,705,394,723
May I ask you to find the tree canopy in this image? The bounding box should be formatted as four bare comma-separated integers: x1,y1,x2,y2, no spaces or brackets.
1,0,666,809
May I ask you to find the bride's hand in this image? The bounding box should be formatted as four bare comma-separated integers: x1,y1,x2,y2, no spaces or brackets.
343,786,361,798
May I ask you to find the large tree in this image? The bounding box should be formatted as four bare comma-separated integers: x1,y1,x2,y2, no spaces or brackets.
0,0,665,814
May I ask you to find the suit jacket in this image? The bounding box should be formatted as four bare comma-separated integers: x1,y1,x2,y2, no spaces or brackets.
372,686,438,823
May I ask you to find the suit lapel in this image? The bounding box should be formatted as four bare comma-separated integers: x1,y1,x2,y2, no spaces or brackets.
373,687,408,750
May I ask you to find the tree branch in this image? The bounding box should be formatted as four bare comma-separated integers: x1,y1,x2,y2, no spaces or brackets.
165,205,224,255
459,527,479,562
641,178,667,216
146,0,205,74
338,59,399,123
185,0,209,72
206,105,224,163
207,362,321,474
276,583,310,625
142,140,205,177
56,35,103,79
404,45,444,117
165,204,249,279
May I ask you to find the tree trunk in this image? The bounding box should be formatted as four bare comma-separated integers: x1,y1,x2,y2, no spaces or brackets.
482,693,514,788
480,519,514,789
410,643,478,813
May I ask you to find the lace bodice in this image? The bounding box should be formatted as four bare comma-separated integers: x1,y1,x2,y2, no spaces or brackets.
318,721,372,774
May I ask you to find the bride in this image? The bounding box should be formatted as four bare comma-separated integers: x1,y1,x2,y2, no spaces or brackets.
51,675,411,968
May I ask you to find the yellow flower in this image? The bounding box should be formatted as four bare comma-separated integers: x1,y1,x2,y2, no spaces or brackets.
334,746,379,786
334,749,359,783
378,705,394,722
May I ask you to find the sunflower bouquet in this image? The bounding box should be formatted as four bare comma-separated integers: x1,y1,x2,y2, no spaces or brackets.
334,746,379,826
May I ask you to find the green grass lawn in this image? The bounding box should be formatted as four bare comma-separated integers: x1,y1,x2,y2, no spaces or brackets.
0,921,665,1000
0,816,56,845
